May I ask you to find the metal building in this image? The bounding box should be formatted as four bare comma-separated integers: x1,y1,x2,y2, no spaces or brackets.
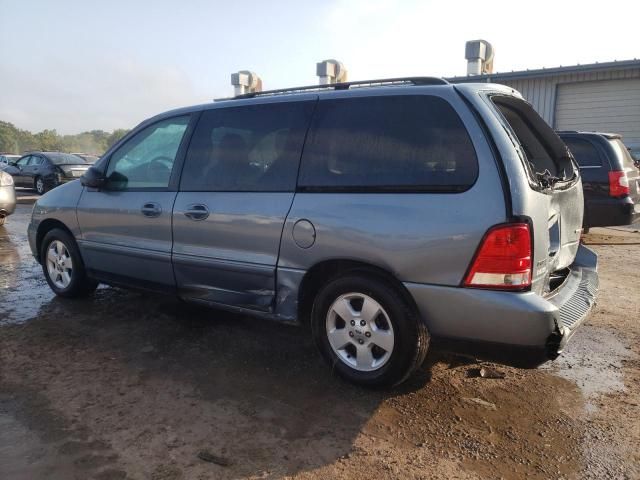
447,59,640,150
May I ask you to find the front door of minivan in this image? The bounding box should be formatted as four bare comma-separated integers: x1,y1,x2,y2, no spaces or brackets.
172,99,315,311
76,115,193,291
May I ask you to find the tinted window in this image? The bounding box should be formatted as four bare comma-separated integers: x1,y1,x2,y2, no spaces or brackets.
562,138,602,167
30,156,44,166
181,101,314,192
106,116,190,189
46,153,86,165
298,95,478,191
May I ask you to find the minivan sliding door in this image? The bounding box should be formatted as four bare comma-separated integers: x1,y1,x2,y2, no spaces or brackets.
172,99,315,311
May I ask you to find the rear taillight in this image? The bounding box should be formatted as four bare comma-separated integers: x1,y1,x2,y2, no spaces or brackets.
463,223,532,290
608,171,630,197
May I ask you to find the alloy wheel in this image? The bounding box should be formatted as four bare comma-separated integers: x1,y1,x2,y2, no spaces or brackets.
325,292,395,372
46,240,73,289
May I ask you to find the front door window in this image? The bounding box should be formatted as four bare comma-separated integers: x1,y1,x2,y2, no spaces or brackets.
106,116,190,190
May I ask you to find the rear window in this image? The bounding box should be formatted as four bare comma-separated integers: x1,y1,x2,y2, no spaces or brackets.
610,139,638,170
492,96,577,186
298,95,478,191
47,153,87,165
562,138,603,167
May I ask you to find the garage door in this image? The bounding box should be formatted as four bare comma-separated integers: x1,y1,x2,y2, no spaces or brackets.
555,78,640,147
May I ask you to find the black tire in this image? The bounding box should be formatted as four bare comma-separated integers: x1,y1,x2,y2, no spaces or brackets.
311,273,429,388
35,176,46,195
40,228,98,297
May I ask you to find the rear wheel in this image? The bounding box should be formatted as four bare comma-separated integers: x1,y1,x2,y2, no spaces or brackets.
311,274,429,387
41,228,98,297
35,176,46,195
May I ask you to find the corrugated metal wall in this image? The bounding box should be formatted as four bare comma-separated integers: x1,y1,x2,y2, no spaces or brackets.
497,67,640,132
555,78,640,146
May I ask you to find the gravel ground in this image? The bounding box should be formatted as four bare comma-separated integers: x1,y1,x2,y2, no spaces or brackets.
1,199,639,480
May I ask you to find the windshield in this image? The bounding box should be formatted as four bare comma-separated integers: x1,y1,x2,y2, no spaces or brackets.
47,153,88,165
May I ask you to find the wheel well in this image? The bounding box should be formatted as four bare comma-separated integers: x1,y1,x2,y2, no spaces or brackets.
36,219,73,260
297,259,419,325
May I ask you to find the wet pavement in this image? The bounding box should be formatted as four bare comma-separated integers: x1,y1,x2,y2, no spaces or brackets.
1,197,639,479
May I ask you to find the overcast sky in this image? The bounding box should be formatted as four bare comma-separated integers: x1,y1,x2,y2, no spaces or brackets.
1,0,638,134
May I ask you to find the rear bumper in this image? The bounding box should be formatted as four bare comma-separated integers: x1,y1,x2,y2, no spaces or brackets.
405,244,599,367
0,185,16,216
585,196,640,228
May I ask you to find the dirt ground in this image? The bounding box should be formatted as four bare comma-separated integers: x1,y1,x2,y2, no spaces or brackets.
1,197,639,480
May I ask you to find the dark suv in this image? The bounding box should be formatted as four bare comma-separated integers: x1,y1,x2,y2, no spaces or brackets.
559,132,640,229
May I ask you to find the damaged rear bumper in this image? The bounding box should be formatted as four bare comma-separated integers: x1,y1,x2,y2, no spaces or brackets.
404,244,599,368
543,245,599,360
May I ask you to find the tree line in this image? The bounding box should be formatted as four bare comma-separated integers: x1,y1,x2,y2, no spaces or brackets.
0,121,129,155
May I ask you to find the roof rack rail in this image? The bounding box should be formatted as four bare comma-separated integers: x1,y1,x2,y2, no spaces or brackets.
223,76,449,100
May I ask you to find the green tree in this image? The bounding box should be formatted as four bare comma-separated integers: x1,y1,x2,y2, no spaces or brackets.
0,122,19,153
35,129,64,151
0,121,128,155
107,129,129,149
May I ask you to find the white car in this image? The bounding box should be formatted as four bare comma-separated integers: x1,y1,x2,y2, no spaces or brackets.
0,169,16,225
0,154,20,170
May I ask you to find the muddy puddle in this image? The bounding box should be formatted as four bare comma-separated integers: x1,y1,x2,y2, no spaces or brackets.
0,205,54,325
551,326,635,413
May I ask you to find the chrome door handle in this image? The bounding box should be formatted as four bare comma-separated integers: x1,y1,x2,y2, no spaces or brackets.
184,204,209,221
141,202,162,218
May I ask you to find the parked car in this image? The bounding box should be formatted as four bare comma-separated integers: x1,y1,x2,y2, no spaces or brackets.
71,153,100,164
4,152,91,194
558,131,640,229
28,78,598,387
0,169,16,225
0,153,20,170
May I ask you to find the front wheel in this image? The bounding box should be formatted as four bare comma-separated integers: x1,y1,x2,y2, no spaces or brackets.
41,228,98,297
311,274,429,388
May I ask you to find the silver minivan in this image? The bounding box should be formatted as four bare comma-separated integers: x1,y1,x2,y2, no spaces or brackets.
28,78,598,387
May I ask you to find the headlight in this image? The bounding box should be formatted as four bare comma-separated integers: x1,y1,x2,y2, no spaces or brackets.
0,170,14,187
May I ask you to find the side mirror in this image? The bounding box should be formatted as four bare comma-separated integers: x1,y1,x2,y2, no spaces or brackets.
81,166,106,189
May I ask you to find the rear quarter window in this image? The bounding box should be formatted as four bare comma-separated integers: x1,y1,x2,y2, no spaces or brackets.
297,95,478,191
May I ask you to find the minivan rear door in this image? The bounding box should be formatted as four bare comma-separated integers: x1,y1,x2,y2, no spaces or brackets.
172,99,315,311
490,95,585,278
489,95,583,274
